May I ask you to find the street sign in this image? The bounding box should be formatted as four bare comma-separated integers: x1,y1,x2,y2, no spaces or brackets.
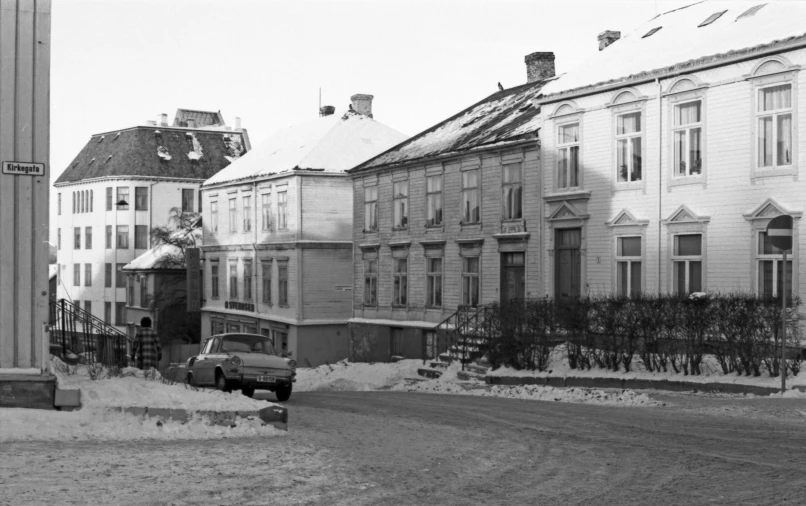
766,214,793,251
2,161,45,176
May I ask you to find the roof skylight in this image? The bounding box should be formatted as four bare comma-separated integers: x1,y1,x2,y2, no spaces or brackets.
737,4,766,21
699,10,727,27
642,26,662,38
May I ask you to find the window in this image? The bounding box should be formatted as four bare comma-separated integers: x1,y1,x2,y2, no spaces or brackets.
73,264,80,286
462,257,480,307
84,263,92,287
426,175,443,226
363,187,378,231
115,302,125,326
502,163,523,220
228,198,237,233
392,258,408,305
229,262,239,298
244,261,253,301
135,187,148,210
642,27,662,38
277,191,288,229
116,187,129,210
393,181,408,229
84,300,92,317
757,231,793,298
57,193,61,215
673,101,703,177
116,225,129,248
73,300,80,322
72,192,75,214
210,201,218,233
57,228,61,250
672,234,703,294
104,302,111,324
80,191,84,213
182,189,195,213
278,263,288,306
757,84,793,169
557,123,580,189
106,187,113,210
426,258,443,308
616,237,642,297
262,261,271,304
105,225,112,249
85,227,92,249
363,258,377,305
461,169,480,224
116,263,126,288
135,225,148,249
127,276,134,305
140,277,148,307
89,190,93,212
737,4,766,21
698,10,727,27
243,196,252,232
74,227,80,249
261,194,271,230
211,262,220,299
105,263,112,288
616,112,642,182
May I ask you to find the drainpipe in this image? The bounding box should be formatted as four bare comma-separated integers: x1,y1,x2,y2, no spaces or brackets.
253,180,259,330
656,78,663,293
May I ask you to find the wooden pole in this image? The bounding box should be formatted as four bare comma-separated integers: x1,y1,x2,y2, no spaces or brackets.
782,249,787,391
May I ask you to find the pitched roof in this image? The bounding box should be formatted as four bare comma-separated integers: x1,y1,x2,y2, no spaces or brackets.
540,0,806,99
203,110,408,187
54,126,248,185
173,109,226,128
350,78,548,173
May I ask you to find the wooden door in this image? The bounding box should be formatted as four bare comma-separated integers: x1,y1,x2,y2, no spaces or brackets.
555,229,581,299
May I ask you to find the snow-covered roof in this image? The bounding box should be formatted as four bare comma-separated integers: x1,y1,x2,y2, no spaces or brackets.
48,264,57,280
203,111,407,187
540,0,806,99
350,78,548,173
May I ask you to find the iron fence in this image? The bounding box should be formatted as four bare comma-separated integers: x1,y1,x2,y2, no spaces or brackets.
49,299,132,369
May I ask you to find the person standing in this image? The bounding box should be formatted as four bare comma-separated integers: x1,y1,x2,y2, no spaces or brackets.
133,317,161,370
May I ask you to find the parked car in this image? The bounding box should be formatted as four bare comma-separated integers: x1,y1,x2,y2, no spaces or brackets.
186,333,296,401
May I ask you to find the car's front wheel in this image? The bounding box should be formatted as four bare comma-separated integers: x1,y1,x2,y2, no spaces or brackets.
241,387,255,398
216,372,231,393
275,384,292,402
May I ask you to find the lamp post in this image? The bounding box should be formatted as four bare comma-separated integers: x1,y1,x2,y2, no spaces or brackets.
766,214,793,392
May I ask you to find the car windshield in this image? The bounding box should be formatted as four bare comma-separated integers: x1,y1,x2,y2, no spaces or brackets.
220,334,276,355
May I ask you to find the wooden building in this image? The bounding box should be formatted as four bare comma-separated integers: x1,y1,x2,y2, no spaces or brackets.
537,1,806,305
346,54,555,361
199,95,407,366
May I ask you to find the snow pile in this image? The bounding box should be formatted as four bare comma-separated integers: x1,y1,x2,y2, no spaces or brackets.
186,132,203,161
157,145,172,161
294,359,421,392
0,408,282,442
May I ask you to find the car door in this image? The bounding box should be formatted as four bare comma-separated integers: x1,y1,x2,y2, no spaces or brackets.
196,338,220,385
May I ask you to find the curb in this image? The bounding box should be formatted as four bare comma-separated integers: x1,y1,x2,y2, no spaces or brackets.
110,405,288,430
485,375,783,396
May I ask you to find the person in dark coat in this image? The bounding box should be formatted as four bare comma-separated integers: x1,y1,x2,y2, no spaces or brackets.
133,317,161,370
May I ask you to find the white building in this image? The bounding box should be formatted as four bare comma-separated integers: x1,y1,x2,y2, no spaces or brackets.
54,110,250,331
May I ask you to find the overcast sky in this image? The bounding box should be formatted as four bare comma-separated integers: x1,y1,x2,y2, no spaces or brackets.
51,0,698,179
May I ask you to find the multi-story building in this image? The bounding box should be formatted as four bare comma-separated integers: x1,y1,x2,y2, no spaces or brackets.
536,1,806,305
54,109,250,332
199,95,407,366
346,53,555,361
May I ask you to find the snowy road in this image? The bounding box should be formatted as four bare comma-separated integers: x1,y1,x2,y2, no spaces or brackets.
3,391,806,505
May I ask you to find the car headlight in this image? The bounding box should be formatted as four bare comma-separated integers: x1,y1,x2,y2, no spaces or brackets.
230,356,242,366
287,360,296,369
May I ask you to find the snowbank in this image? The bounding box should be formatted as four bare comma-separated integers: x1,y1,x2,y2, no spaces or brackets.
294,359,421,392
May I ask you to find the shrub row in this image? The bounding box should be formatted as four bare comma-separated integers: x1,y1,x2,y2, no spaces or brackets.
478,293,802,377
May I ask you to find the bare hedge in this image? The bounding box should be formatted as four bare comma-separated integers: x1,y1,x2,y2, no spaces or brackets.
481,293,802,377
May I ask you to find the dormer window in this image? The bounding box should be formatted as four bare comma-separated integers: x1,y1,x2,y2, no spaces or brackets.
642,27,661,38
698,10,727,27
737,4,765,21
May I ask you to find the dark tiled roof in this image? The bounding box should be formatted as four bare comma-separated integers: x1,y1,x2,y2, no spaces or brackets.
173,109,225,128
350,78,548,173
54,127,247,185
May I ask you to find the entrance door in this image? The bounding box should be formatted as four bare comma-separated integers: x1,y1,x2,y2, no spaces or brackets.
500,252,525,302
555,228,581,299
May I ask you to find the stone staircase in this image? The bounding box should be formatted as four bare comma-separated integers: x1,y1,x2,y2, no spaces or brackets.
416,352,490,381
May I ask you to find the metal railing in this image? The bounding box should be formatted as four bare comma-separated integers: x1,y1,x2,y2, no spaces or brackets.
49,298,132,369
434,304,495,370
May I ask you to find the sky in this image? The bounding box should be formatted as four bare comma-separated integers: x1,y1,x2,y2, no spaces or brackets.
50,0,699,180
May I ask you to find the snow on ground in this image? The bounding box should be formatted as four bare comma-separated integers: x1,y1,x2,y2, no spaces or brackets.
294,358,422,392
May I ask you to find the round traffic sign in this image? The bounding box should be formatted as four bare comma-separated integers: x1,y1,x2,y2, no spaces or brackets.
766,214,793,251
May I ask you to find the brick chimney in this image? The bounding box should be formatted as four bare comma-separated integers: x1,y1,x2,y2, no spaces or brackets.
319,105,335,117
598,30,621,51
235,117,242,130
350,94,374,118
525,52,555,83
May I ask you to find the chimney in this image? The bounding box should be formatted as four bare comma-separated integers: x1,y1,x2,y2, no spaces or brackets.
350,94,374,118
319,105,335,117
186,119,196,129
598,30,621,51
158,113,168,126
235,117,242,130
524,52,555,83
146,120,157,126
